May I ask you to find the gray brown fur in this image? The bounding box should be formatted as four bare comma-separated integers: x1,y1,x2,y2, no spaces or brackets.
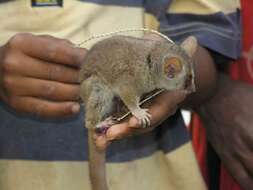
79,35,197,190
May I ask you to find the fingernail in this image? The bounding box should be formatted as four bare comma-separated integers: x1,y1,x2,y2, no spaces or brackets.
71,103,80,113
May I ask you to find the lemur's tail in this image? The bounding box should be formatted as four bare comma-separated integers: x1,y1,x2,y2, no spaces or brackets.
88,129,108,190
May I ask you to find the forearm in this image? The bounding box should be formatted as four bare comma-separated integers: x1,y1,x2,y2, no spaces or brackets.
196,72,253,124
194,73,231,126
191,61,253,190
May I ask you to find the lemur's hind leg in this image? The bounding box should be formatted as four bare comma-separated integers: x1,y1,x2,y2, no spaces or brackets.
80,76,114,190
80,76,114,129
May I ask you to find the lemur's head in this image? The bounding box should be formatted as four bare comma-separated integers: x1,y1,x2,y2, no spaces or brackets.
150,36,197,92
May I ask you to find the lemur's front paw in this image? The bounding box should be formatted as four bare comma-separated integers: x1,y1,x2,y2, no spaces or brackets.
132,108,151,128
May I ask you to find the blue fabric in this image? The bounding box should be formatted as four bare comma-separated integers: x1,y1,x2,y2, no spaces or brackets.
78,0,143,7
0,100,187,161
0,0,241,162
160,11,241,59
76,0,241,58
31,0,63,7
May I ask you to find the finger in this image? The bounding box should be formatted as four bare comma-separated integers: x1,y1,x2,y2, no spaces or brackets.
222,155,253,190
106,117,154,140
239,152,253,179
6,75,80,101
95,135,111,150
151,90,186,111
105,90,186,140
9,33,86,67
233,139,253,178
106,124,134,141
8,53,80,83
8,96,80,118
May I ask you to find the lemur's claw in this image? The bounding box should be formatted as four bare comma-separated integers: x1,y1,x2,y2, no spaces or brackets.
132,108,151,128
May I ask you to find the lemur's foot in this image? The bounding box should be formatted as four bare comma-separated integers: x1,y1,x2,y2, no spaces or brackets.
132,108,151,128
95,116,117,135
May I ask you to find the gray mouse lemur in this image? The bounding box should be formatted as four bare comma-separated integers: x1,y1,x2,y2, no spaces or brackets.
79,35,197,190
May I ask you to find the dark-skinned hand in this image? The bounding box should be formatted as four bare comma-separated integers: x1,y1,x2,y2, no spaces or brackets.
198,74,253,190
0,33,86,118
94,89,187,150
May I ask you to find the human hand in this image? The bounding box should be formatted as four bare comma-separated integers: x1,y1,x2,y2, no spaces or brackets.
0,33,86,118
94,90,187,149
198,74,253,190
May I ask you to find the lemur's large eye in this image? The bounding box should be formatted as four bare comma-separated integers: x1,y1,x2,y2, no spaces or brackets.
163,57,182,78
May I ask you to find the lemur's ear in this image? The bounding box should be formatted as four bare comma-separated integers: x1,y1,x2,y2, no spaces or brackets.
180,36,198,57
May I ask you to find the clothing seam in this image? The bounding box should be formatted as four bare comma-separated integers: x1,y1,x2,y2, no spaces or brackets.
160,27,240,40
160,22,235,34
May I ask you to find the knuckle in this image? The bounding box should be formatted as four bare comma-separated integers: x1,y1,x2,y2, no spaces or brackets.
8,33,30,48
48,44,59,60
72,49,86,65
2,75,14,90
8,96,18,108
63,45,84,65
60,39,73,46
2,54,16,73
47,39,72,61
63,103,72,114
41,83,56,97
47,65,62,80
34,103,46,117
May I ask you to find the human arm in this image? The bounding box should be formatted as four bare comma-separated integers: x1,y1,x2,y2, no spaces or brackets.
196,73,253,190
